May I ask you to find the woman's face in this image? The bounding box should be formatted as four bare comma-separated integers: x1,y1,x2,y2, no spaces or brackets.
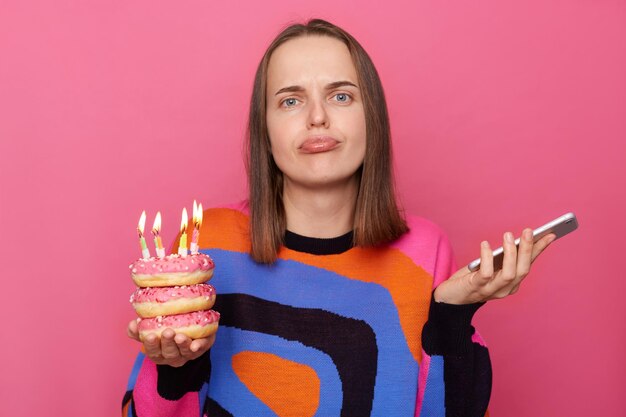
266,35,367,190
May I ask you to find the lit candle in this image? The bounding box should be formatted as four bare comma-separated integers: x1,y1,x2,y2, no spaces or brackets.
190,200,202,254
198,202,203,243
151,211,165,258
137,210,151,259
178,207,188,257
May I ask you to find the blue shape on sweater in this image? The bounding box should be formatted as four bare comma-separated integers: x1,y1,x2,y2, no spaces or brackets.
204,249,419,416
419,355,445,416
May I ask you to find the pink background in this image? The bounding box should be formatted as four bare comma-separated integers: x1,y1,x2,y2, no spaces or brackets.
1,0,624,416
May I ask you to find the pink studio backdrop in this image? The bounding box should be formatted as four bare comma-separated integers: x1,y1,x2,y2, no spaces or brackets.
1,1,624,416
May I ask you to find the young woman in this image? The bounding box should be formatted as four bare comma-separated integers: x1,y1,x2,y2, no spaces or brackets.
123,19,555,417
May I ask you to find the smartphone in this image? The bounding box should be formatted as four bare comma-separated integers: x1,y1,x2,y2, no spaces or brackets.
467,212,578,272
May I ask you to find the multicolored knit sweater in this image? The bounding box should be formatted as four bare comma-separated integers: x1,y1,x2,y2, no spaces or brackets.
123,203,491,416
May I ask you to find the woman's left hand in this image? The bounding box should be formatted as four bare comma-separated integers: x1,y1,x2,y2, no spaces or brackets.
433,228,557,305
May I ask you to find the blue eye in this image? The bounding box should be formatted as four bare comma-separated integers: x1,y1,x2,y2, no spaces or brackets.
334,93,350,103
283,98,298,107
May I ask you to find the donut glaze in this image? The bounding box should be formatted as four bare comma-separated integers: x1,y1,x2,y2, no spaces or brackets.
130,253,215,287
137,310,220,340
130,283,216,303
130,284,217,318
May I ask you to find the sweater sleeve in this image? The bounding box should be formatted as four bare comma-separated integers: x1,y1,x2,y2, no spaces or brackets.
122,350,211,417
415,230,492,417
419,297,492,417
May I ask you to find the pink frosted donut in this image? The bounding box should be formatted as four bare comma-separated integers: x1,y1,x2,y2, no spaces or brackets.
137,310,220,340
129,253,215,287
130,283,217,318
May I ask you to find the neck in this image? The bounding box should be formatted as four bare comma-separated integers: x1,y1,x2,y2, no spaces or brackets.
282,176,359,238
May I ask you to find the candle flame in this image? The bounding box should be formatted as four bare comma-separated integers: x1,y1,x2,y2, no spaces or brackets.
152,211,162,236
137,210,146,237
193,200,202,229
180,207,188,234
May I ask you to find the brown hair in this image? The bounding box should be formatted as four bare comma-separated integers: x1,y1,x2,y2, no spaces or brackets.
246,18,408,264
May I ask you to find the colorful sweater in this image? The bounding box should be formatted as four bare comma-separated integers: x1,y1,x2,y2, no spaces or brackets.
123,203,491,417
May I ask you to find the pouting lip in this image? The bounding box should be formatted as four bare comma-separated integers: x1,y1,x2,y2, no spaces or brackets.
298,135,340,153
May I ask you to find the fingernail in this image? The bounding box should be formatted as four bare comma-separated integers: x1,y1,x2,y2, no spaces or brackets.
505,232,514,243
524,229,533,240
481,241,489,249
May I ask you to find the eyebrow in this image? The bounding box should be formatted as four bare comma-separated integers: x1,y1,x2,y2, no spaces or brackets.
274,81,359,96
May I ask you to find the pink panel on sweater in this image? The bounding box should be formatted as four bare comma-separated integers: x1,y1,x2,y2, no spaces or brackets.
390,215,458,288
414,351,432,417
134,358,200,417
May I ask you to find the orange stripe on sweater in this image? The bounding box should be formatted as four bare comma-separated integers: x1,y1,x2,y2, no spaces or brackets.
121,401,129,417
194,208,251,253
232,351,320,417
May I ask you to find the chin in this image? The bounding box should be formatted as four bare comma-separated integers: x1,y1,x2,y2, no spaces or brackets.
295,172,361,190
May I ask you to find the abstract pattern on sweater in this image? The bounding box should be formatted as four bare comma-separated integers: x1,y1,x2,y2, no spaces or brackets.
123,204,489,417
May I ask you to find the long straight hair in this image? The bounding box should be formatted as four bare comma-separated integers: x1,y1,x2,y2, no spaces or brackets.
246,19,408,264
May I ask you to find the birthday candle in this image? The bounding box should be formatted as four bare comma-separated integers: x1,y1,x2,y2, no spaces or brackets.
178,207,188,257
190,200,201,254
137,210,151,259
198,202,203,238
151,211,165,258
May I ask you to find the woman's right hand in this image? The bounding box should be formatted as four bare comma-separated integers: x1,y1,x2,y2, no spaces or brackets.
127,318,217,367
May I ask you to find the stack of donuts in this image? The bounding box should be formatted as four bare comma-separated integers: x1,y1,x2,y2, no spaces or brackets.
129,253,219,341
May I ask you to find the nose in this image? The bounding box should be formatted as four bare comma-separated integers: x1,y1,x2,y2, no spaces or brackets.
307,98,329,129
